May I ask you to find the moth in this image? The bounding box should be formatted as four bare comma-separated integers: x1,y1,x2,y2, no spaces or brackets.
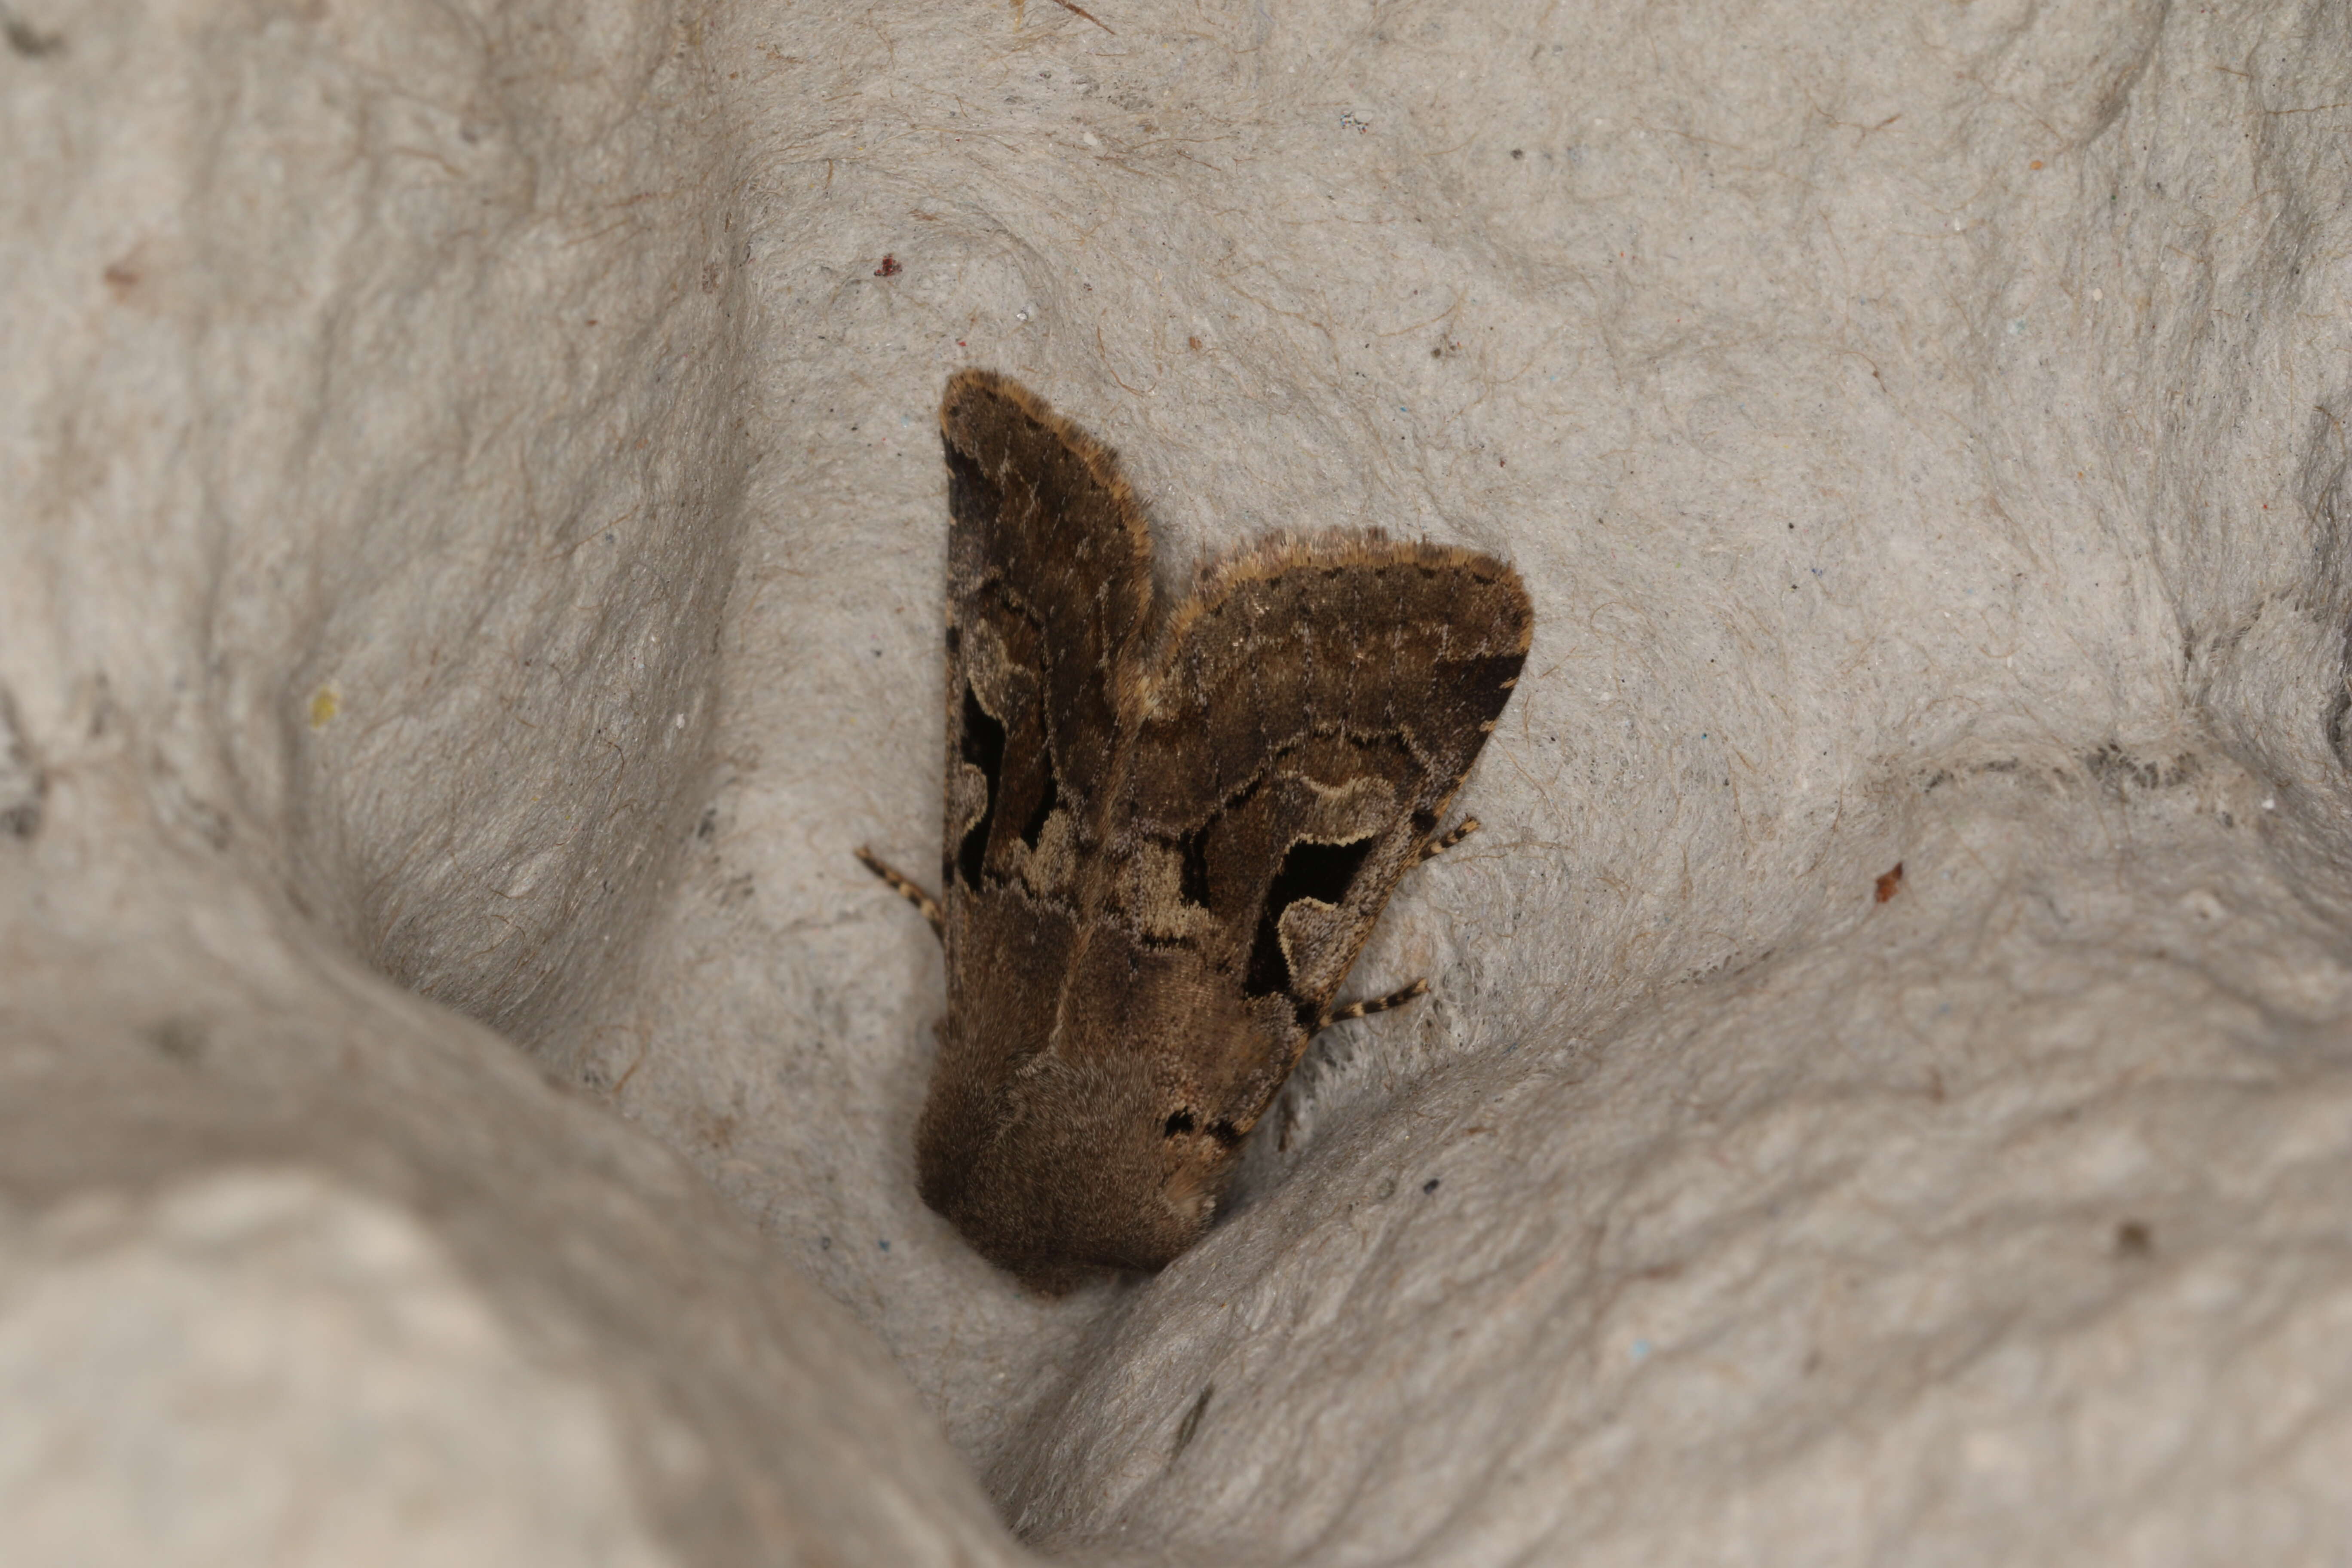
860,369,1531,1288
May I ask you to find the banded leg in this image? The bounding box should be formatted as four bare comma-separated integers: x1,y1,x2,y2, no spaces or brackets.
1415,816,1480,864
1317,977,1430,1032
1313,819,1481,1033
855,847,944,940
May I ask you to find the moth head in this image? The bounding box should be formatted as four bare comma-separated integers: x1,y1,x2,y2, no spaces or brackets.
915,1041,1266,1287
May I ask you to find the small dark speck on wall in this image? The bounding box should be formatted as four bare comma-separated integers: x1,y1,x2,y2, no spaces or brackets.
5,12,66,55
148,1017,208,1063
1171,1384,1214,1458
1422,1177,1441,1194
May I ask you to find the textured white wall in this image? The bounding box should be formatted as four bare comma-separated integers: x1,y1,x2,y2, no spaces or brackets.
6,0,2352,1561
0,0,1016,1560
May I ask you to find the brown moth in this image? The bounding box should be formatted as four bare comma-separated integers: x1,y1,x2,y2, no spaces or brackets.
859,369,1531,1288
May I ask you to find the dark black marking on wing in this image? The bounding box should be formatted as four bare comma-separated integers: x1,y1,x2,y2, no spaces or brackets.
956,683,1005,887
1244,834,1377,997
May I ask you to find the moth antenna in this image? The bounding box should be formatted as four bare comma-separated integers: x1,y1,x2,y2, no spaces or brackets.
1415,816,1480,864
855,847,945,940
1318,977,1430,1032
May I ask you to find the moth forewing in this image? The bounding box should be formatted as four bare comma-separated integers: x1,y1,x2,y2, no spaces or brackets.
880,369,1530,1288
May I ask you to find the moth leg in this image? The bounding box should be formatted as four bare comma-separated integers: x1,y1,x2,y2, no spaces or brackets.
1415,816,1481,864
854,846,945,941
1318,977,1430,1032
1314,821,1478,1031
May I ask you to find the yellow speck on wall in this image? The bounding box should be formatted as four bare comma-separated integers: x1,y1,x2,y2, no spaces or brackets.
308,686,340,729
